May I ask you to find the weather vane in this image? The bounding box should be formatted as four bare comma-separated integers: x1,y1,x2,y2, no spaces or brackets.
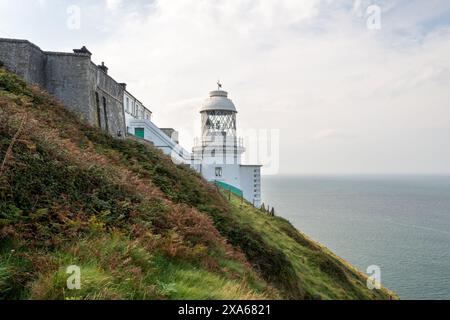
217,80,222,90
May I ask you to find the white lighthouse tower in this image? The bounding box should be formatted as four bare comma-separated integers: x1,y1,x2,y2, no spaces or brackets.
192,84,262,207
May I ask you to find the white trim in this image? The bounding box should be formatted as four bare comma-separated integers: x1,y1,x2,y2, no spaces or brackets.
128,119,192,163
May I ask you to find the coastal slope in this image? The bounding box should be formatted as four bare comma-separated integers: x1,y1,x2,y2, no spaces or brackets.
0,68,397,300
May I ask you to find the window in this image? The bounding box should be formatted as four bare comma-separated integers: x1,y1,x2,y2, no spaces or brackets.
215,167,223,177
102,97,109,132
125,97,130,113
95,92,101,128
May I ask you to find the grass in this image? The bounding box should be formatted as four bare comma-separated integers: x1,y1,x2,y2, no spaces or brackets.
0,67,397,300
27,235,267,300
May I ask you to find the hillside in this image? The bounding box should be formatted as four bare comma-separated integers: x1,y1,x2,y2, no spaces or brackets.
0,68,397,300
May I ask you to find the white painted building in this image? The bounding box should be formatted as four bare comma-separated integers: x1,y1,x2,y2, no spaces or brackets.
124,90,152,130
123,90,191,164
192,86,262,207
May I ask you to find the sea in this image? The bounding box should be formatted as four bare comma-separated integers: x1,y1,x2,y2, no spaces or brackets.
262,175,450,300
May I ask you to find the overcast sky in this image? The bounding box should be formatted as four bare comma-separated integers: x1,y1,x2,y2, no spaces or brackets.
1,0,450,175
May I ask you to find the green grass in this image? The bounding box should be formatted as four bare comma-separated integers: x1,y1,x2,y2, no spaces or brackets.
26,235,267,300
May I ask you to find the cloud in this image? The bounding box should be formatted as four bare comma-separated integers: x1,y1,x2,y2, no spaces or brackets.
105,0,122,11
83,0,450,174
313,129,339,140
1,0,450,174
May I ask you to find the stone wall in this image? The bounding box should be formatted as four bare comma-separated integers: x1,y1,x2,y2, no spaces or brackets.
0,38,46,87
88,62,126,137
0,38,126,138
45,52,92,122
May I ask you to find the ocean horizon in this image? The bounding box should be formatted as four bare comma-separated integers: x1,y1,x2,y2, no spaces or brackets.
262,174,450,300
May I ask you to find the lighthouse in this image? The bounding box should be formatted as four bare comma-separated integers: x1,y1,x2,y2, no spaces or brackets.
192,84,262,207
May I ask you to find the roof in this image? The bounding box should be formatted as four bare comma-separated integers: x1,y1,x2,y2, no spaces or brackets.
200,90,237,113
240,164,263,167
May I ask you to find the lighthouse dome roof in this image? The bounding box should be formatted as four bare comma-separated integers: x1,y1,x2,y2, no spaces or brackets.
200,90,237,113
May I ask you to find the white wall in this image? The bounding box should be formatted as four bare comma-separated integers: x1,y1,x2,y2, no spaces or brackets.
239,165,262,208
128,119,191,165
192,143,262,207
198,162,241,189
124,91,152,133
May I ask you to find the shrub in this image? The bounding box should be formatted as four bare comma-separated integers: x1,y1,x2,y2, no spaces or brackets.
0,68,32,98
0,203,22,227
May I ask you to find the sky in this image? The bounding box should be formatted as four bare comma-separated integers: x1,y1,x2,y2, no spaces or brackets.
1,0,450,175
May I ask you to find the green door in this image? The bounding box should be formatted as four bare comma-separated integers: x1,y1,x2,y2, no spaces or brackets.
135,128,145,139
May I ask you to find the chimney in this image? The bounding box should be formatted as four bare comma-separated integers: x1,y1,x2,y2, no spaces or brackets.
73,46,92,57
98,62,108,74
119,83,127,90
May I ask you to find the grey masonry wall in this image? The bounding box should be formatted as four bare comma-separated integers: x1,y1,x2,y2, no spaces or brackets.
0,38,126,138
0,38,46,87
88,62,126,136
45,52,92,122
